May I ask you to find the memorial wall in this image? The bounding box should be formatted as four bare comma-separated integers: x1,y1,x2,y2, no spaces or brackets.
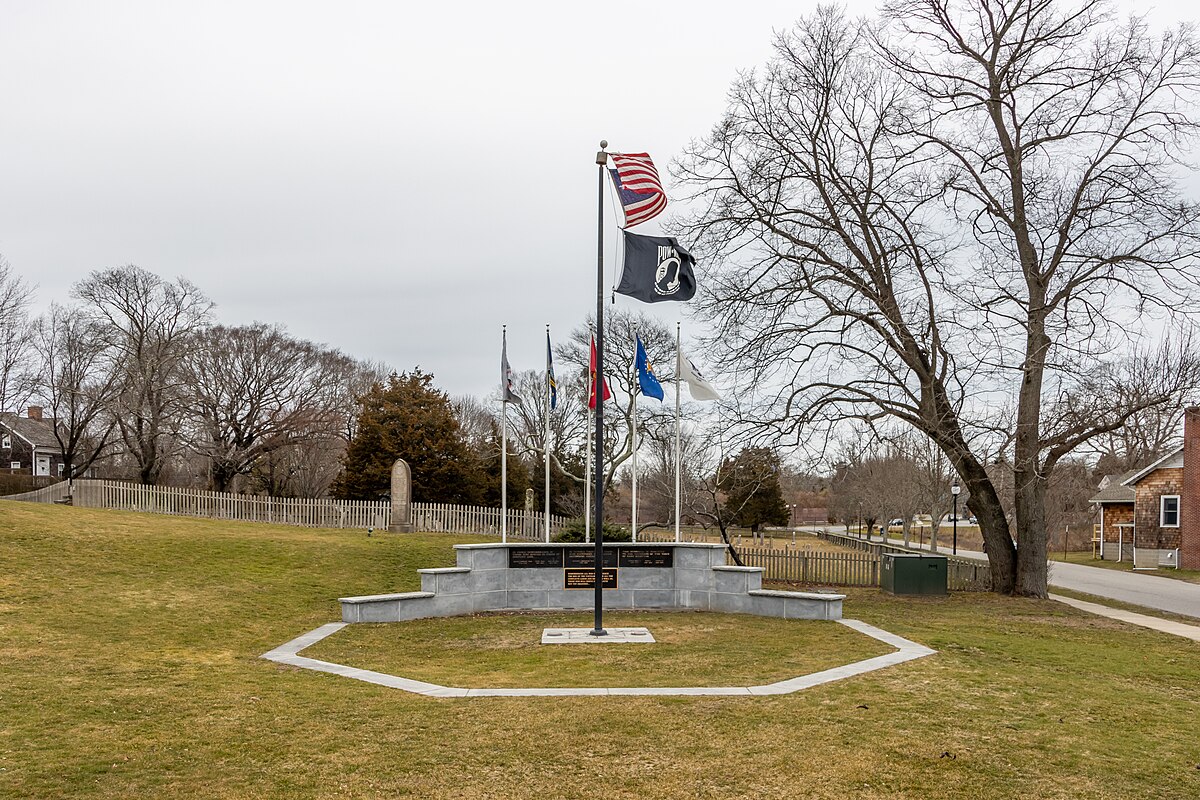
340,542,844,623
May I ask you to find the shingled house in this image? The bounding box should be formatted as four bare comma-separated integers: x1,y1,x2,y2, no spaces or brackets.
0,406,67,478
1091,406,1200,570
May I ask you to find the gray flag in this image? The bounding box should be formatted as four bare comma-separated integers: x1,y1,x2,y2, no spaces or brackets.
501,332,522,404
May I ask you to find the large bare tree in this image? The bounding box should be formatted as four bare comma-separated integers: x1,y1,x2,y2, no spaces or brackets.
677,2,1200,595
181,324,348,492
1083,344,1198,473
0,256,36,413
73,265,213,484
34,304,122,478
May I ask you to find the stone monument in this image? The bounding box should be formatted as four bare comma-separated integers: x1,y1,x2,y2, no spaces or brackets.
388,459,414,533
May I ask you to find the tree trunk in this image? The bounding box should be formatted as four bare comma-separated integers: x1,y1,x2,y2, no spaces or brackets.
964,480,1016,595
1014,468,1049,596
211,460,238,493
1012,320,1052,597
718,523,745,566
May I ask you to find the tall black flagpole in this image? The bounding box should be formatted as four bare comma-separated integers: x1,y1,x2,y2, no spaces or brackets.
592,140,608,637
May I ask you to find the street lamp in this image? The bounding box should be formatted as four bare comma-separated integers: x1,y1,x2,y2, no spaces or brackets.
951,477,961,555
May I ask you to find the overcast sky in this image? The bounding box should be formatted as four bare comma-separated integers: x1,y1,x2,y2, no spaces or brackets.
0,0,1190,401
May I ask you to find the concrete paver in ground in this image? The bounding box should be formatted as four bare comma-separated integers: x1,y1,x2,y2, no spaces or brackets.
1050,594,1200,643
261,618,936,697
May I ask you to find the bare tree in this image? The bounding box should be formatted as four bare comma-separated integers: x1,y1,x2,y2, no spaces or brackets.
73,265,213,484
496,310,679,501
0,256,36,412
887,430,959,549
33,305,121,478
181,324,345,492
638,421,753,562
503,369,590,477
636,417,702,531
676,2,1200,595
1083,343,1198,473
829,441,925,542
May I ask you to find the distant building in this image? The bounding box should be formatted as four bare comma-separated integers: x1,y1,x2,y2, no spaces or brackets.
1091,406,1200,570
0,406,67,478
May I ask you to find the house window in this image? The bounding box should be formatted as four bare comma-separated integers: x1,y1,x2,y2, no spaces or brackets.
57,463,64,477
1,434,9,448
1161,495,1180,527
9,461,19,470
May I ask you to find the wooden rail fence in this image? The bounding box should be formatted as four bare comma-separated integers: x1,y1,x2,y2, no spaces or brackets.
815,528,992,591
734,546,881,586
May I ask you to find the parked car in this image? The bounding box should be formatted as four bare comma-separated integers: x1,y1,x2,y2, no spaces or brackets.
888,518,905,527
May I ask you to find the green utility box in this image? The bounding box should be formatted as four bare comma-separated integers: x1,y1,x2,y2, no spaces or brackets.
881,553,948,595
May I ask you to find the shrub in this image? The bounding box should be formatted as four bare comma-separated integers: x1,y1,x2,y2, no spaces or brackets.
553,518,631,542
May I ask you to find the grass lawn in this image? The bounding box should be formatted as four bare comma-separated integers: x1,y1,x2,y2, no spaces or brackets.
2,502,1199,799
306,611,889,688
1050,550,1200,584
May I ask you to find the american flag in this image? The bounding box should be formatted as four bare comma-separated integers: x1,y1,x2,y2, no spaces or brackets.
609,152,667,228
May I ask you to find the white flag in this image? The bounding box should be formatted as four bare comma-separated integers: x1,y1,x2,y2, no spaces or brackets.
678,348,721,401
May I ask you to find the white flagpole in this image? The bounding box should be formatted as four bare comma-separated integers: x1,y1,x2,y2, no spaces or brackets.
585,408,593,543
674,321,682,543
544,325,552,543
501,327,508,544
632,397,638,544
631,329,638,544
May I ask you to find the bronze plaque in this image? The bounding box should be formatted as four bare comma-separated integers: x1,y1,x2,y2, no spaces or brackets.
564,547,618,568
618,547,674,568
507,548,563,569
564,568,618,589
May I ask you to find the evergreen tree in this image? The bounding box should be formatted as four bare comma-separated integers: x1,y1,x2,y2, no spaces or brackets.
719,447,790,533
333,370,482,503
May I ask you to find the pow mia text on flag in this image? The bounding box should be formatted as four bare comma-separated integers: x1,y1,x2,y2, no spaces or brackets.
615,230,697,304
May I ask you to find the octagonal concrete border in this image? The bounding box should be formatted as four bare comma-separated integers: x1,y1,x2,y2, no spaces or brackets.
260,618,935,697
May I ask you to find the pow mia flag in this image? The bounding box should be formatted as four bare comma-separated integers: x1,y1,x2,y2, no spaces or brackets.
615,231,697,303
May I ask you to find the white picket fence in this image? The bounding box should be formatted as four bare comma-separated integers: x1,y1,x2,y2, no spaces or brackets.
7,479,571,537
411,502,566,540
68,480,390,528
0,482,73,504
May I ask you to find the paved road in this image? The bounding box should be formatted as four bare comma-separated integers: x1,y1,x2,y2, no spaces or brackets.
829,529,1200,620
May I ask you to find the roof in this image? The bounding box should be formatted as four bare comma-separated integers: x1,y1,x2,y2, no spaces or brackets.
1089,469,1138,505
0,413,61,449
1120,447,1185,487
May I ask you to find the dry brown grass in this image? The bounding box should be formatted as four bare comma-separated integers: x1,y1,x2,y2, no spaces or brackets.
3,502,1199,799
306,610,889,688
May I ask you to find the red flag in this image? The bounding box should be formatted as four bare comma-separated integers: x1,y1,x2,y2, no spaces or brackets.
588,336,611,410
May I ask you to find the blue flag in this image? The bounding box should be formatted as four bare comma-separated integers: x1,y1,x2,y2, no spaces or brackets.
635,336,664,401
546,332,557,411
